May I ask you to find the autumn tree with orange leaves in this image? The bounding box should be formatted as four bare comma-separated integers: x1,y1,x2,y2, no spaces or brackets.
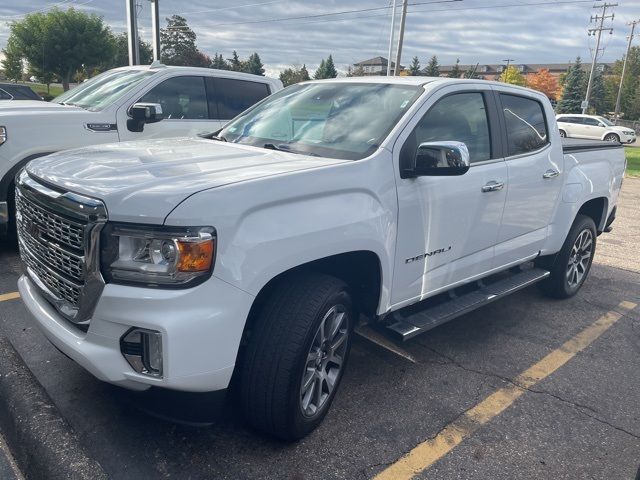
526,69,560,100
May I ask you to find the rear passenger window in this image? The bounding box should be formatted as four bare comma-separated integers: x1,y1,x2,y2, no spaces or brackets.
501,94,548,156
139,76,208,120
212,78,270,120
406,92,492,163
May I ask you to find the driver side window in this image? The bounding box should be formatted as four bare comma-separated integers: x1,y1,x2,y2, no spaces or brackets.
139,76,208,120
403,92,492,165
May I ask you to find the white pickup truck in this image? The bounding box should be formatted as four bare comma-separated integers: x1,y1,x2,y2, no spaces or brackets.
16,77,625,440
0,63,282,237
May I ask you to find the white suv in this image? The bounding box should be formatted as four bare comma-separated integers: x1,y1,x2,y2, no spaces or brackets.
0,63,282,237
556,114,636,143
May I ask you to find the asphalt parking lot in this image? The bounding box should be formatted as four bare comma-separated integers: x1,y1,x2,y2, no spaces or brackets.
0,180,639,480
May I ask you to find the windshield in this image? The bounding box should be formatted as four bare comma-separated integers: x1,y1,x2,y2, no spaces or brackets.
597,116,614,126
219,82,423,160
53,69,157,111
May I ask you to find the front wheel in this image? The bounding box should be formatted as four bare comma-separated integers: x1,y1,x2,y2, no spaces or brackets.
538,214,596,299
240,272,353,440
604,133,620,142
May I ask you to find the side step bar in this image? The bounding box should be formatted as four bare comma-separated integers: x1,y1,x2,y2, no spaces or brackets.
386,268,550,341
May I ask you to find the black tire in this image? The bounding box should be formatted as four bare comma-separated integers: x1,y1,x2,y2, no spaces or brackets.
604,133,620,143
538,214,596,299
559,129,567,138
240,271,354,440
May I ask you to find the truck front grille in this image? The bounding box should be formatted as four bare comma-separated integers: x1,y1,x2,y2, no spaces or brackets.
15,170,107,326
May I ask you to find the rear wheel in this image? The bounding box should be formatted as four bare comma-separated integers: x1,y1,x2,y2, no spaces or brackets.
604,133,620,142
240,272,353,440
538,214,596,299
559,129,567,138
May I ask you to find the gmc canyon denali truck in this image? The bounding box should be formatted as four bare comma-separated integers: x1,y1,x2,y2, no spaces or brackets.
16,77,625,440
0,63,282,237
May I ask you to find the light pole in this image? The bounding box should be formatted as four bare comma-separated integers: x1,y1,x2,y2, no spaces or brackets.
149,0,161,61
386,0,398,76
126,0,140,65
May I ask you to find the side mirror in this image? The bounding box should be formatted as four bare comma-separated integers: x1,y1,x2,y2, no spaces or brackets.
127,103,164,132
403,141,471,178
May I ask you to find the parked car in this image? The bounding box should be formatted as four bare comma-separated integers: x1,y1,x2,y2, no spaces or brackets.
0,63,282,237
0,83,43,101
16,78,625,440
556,113,636,143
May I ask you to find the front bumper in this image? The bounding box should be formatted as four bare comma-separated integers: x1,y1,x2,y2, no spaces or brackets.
18,274,255,392
621,133,636,144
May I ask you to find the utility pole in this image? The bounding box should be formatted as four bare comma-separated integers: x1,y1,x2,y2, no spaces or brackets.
503,58,514,69
393,0,408,76
126,0,140,65
386,0,398,76
614,19,638,122
583,2,616,114
149,0,161,61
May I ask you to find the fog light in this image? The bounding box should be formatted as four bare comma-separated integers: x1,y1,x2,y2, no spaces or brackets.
121,328,163,377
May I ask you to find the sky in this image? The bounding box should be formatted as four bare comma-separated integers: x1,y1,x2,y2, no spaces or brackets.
1,0,639,77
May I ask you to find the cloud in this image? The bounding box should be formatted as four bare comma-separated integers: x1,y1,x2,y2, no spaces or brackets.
0,0,635,75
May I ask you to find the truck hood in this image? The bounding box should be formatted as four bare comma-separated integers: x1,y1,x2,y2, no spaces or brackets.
26,137,349,223
0,100,84,115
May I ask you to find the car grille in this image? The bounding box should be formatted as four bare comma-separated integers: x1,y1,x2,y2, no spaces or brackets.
15,170,107,325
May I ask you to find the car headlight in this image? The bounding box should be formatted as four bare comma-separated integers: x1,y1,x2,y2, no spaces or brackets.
101,224,216,288
0,126,6,146
624,130,635,135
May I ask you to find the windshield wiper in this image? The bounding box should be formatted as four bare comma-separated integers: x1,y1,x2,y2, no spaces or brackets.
263,143,318,156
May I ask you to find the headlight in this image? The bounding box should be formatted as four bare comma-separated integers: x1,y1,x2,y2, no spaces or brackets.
101,224,216,288
625,130,635,135
0,126,6,146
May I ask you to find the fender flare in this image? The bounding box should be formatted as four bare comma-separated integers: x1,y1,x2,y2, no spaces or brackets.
0,152,55,202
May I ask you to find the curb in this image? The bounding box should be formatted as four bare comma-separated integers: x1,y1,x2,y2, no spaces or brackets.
0,336,108,480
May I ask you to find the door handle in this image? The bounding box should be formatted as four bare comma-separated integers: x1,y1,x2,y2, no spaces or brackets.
543,169,560,179
481,181,504,193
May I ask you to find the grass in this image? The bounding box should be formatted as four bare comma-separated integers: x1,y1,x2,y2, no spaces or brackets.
625,147,640,177
14,81,64,99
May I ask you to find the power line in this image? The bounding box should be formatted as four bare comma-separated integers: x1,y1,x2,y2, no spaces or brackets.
165,0,596,30
173,0,287,17
582,2,616,114
0,0,93,20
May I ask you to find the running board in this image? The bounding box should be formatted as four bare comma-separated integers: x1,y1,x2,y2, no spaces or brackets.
386,268,550,341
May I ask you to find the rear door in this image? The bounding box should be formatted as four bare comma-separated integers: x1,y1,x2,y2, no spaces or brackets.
493,90,564,267
559,116,583,137
581,116,606,140
392,85,507,306
207,77,272,125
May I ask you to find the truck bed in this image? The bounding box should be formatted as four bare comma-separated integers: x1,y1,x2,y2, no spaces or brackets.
562,138,624,153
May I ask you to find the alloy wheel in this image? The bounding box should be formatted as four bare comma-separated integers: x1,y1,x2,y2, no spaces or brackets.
566,228,593,288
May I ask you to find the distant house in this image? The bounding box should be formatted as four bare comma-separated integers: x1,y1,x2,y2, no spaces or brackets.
352,56,404,75
438,63,614,80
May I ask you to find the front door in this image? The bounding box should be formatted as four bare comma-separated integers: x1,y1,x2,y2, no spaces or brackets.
392,86,507,308
581,116,606,140
493,90,564,267
117,75,224,141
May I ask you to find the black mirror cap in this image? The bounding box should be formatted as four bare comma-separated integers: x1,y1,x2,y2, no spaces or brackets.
127,103,163,132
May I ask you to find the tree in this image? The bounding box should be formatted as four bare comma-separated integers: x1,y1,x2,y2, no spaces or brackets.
228,50,243,71
160,15,209,67
314,58,327,79
526,68,559,100
6,7,116,90
408,56,421,76
463,64,480,79
499,65,526,86
448,58,461,78
556,57,587,114
109,32,153,68
589,67,606,114
346,65,366,77
324,55,338,78
211,53,229,70
245,52,265,76
424,55,439,77
280,64,311,86
1,45,23,82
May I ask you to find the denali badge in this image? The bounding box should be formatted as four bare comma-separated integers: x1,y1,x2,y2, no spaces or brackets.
405,246,452,264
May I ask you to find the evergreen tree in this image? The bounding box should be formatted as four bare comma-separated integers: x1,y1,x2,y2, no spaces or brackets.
314,58,327,79
589,67,606,114
160,15,209,67
448,58,461,78
463,65,480,79
228,50,243,71
408,56,421,76
245,52,265,76
346,65,366,77
424,55,439,77
211,53,229,70
280,64,311,86
324,55,338,78
556,57,587,114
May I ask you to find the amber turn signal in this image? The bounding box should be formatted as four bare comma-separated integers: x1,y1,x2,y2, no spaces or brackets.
176,238,215,272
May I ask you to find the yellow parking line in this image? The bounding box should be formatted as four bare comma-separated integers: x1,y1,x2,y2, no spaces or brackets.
0,292,20,302
374,300,638,480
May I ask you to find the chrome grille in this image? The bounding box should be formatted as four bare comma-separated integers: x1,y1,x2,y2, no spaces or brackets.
15,170,107,325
